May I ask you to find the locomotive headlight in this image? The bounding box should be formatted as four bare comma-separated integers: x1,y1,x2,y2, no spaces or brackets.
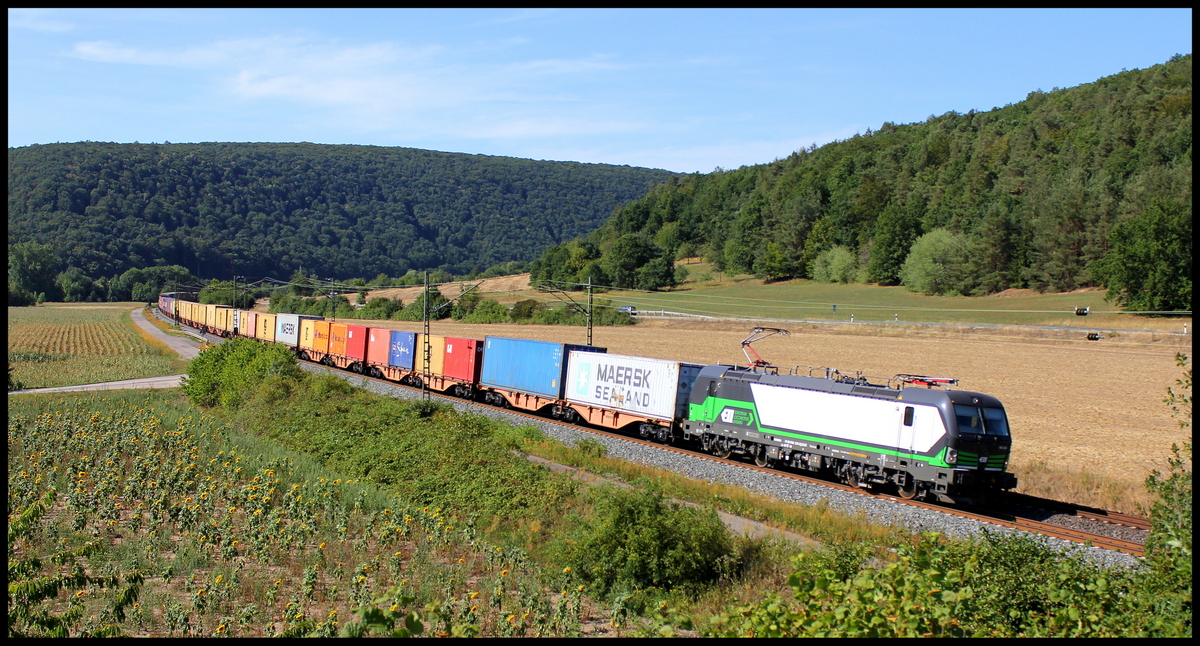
946,449,958,465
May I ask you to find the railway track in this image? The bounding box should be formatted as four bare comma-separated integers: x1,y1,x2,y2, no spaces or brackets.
303,358,1150,558
164,314,1150,559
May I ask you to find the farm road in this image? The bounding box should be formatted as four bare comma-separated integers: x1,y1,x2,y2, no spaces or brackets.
8,308,200,395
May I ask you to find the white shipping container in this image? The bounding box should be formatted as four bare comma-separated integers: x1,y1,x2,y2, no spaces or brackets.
275,313,322,346
565,352,703,421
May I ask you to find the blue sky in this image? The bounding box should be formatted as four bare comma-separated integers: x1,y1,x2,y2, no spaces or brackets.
8,8,1192,173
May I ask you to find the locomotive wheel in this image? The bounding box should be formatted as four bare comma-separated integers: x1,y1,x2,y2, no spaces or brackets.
754,447,775,468
713,439,732,460
898,478,919,500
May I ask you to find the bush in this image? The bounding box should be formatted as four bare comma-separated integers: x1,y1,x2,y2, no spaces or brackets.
810,246,858,283
900,228,970,295
561,486,732,596
463,299,509,323
182,338,304,409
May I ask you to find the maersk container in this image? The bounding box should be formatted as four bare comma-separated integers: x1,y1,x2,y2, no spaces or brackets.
480,337,605,399
276,314,321,346
565,352,704,421
443,337,484,382
388,331,416,369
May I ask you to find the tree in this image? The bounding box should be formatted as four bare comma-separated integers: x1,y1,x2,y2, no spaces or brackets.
56,266,105,302
636,256,677,291
602,234,661,289
900,228,970,296
1091,199,1192,313
867,202,923,285
811,245,858,284
8,242,61,301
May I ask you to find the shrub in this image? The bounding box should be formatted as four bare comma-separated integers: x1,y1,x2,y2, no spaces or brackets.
900,228,970,295
562,486,732,596
810,246,858,284
182,338,304,409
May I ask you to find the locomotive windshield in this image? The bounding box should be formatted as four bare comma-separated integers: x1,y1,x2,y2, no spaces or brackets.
954,405,1010,437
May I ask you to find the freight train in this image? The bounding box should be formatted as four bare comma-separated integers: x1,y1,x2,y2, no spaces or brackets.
158,295,1017,503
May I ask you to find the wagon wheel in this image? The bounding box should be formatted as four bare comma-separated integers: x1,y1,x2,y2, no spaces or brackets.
655,426,671,444
560,408,579,424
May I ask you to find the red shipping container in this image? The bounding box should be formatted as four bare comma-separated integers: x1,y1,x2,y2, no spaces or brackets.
329,323,348,356
345,324,368,360
366,327,391,366
442,337,484,382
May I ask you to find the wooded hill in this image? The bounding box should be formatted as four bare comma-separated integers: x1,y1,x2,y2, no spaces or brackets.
7,142,677,281
531,54,1191,312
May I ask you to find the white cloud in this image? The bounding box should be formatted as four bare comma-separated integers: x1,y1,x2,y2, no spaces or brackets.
8,8,74,33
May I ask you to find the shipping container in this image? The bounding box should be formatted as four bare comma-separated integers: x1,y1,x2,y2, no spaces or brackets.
276,313,322,346
345,324,368,360
388,330,416,369
329,323,348,356
243,311,257,338
214,306,236,335
480,337,605,399
414,334,445,375
256,313,277,343
366,328,390,366
565,352,703,421
199,303,217,329
314,320,331,353
300,318,321,351
443,337,484,382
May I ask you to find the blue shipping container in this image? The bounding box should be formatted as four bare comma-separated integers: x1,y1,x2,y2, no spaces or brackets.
389,331,416,369
480,336,605,399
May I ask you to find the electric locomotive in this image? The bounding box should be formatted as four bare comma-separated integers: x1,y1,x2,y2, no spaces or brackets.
680,365,1017,503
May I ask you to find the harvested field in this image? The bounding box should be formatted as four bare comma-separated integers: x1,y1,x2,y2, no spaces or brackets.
343,315,1189,509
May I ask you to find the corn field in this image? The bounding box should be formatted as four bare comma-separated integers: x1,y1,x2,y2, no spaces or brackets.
8,392,607,637
8,306,181,389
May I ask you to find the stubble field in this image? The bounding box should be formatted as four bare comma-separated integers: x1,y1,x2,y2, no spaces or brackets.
353,316,1188,511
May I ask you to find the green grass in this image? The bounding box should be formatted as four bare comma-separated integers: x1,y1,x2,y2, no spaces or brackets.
606,268,1183,329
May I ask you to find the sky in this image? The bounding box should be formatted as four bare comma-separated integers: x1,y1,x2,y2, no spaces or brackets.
8,8,1193,173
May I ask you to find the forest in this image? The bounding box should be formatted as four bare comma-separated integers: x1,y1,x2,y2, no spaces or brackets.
7,142,677,282
530,54,1191,312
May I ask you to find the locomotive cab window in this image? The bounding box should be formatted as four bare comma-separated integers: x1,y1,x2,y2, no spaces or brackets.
954,405,1010,437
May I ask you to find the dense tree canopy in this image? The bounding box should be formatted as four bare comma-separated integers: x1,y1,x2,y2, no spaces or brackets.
8,142,677,282
533,55,1191,309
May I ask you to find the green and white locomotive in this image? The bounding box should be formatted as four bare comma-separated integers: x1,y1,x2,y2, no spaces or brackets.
680,332,1017,503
